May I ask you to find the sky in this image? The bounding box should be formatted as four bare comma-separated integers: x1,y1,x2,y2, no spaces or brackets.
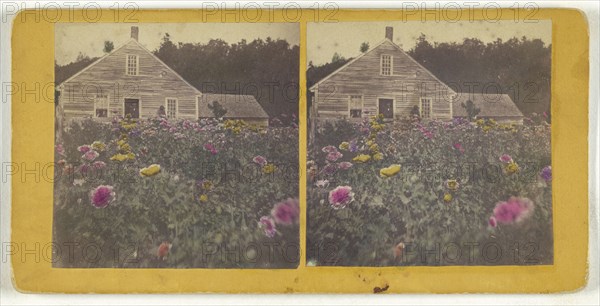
308,20,552,65
55,23,299,65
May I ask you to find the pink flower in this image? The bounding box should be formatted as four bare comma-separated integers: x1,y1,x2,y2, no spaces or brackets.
492,197,534,225
453,142,465,153
203,143,218,155
321,145,337,153
326,151,343,162
271,198,300,225
56,144,65,156
252,155,268,166
92,161,106,170
89,185,115,208
328,186,354,209
488,216,497,228
499,154,513,163
337,161,353,170
82,150,99,161
78,145,92,153
259,216,277,238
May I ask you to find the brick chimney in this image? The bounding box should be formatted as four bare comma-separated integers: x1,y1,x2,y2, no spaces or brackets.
385,26,393,41
131,26,139,41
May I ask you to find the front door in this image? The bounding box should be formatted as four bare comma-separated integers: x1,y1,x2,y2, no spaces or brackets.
378,98,393,119
124,99,139,119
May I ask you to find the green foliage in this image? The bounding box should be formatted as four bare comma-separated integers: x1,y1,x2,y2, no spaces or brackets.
207,101,228,119
54,117,299,268
307,119,552,266
103,40,114,53
408,34,551,116
461,100,481,121
360,42,370,53
331,52,346,63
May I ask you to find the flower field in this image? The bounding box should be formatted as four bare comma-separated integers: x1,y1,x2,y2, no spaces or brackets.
53,115,299,268
307,115,552,266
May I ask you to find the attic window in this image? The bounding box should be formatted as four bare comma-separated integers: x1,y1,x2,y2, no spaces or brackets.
126,54,139,75
381,54,392,76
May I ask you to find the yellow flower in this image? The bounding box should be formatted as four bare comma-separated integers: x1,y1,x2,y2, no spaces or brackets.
117,139,127,147
119,143,131,152
366,140,374,147
91,141,106,152
378,113,384,119
232,127,241,134
110,153,128,162
372,152,383,161
339,142,350,151
353,154,371,163
262,163,276,174
202,180,213,191
476,119,485,126
446,179,459,191
139,164,161,177
380,164,401,178
482,125,492,133
369,143,379,153
505,161,520,174
199,194,208,202
443,193,453,203
126,152,136,160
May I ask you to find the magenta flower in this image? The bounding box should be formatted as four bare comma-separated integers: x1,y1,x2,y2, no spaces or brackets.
326,151,343,162
252,155,268,166
89,185,115,208
488,216,497,228
203,143,218,155
499,154,513,163
337,161,353,170
540,166,552,182
321,145,337,153
328,186,354,209
271,198,300,225
453,142,465,153
82,150,99,161
492,197,534,225
78,145,92,153
259,216,277,238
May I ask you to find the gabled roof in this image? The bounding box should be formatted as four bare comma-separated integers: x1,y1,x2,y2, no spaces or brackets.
309,39,456,96
57,38,202,95
452,93,523,118
198,93,269,119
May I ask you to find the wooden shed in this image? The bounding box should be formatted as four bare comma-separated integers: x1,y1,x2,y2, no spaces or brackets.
198,93,269,127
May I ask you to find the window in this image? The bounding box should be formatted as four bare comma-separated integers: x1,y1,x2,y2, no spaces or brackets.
166,98,177,119
94,94,109,118
420,98,432,118
126,55,139,75
349,95,363,118
381,54,392,75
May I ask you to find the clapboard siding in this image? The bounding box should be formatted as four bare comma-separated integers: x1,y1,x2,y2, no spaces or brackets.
313,40,454,120
60,39,200,119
